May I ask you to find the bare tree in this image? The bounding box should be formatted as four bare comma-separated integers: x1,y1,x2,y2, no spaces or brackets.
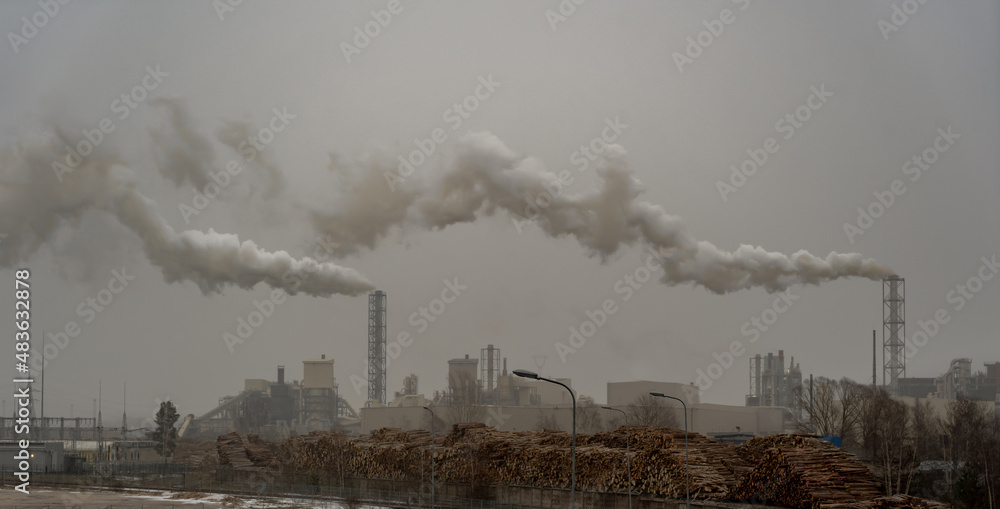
852,387,945,497
872,393,914,495
835,379,866,445
944,396,993,506
911,398,943,462
627,393,680,429
795,377,864,443
982,414,1000,509
945,396,990,465
536,411,561,431
577,396,603,433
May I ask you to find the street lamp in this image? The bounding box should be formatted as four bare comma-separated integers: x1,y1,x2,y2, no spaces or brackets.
601,406,632,509
650,392,689,509
423,406,435,508
514,369,576,509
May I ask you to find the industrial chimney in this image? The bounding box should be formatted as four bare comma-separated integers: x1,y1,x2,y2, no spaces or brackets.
368,290,387,404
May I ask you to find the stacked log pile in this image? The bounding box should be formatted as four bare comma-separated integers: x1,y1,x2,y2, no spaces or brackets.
347,427,434,480
218,427,946,508
405,424,737,499
216,432,272,471
173,439,218,469
733,434,885,508
244,434,276,467
275,430,350,473
735,433,825,463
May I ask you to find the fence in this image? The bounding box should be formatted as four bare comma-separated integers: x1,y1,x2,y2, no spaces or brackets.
0,468,701,509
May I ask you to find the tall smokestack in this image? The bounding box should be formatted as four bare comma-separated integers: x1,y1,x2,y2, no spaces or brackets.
883,276,905,396
368,290,387,404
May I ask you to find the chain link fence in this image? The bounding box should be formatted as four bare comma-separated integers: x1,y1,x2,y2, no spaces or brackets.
0,466,650,509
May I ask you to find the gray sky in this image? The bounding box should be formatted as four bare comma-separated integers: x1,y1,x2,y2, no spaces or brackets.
0,1,997,423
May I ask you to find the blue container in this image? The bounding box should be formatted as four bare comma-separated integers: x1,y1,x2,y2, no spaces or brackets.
822,436,842,447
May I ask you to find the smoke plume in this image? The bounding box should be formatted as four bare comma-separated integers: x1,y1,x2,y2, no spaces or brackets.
217,120,286,199
0,111,890,297
150,98,215,192
311,132,893,294
0,133,374,297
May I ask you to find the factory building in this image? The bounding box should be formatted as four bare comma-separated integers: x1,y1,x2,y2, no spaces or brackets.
360,346,787,436
745,350,802,409
185,356,359,439
0,441,64,472
898,358,998,403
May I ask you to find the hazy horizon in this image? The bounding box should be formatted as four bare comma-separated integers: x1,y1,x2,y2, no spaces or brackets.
0,1,997,423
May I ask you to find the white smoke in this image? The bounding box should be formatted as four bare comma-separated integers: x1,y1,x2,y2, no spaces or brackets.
216,120,286,199
149,98,215,192
0,133,374,297
150,98,287,200
311,132,893,294
0,111,891,297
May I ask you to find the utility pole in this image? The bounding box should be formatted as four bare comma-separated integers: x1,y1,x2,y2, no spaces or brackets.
40,331,44,438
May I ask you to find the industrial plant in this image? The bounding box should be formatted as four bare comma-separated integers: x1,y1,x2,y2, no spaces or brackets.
8,278,997,450
3,279,996,509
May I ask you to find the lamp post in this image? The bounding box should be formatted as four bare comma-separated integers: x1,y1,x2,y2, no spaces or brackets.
650,392,689,509
422,406,435,508
601,406,632,509
514,369,576,509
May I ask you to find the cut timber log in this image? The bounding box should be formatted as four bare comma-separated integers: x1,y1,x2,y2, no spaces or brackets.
221,427,945,509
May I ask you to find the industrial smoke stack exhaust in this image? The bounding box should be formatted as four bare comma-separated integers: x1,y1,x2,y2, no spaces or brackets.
311,132,894,294
0,116,892,297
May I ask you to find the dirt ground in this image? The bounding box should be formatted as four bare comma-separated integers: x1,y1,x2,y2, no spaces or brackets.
0,486,357,508
0,486,225,508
